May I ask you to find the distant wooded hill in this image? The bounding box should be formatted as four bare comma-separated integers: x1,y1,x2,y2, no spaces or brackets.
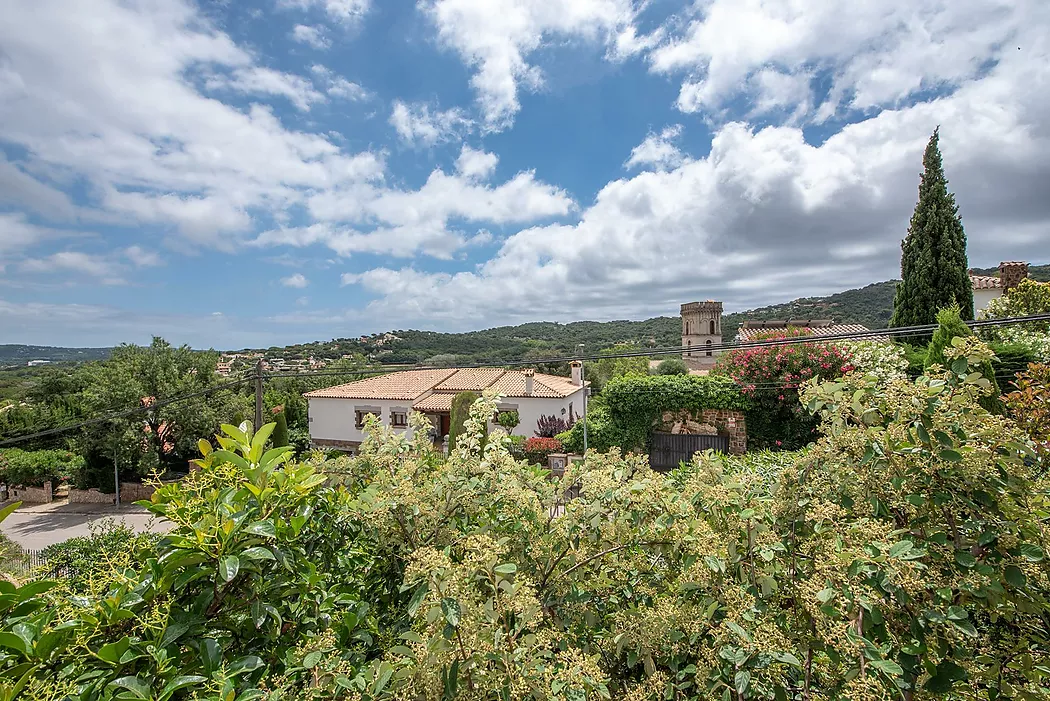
10,263,1045,367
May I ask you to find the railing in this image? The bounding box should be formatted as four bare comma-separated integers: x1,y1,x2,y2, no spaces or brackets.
4,548,78,579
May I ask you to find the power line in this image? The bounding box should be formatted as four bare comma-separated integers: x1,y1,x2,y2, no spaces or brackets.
0,378,249,448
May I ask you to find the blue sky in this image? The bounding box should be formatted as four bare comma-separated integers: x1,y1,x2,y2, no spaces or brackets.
1,0,1048,349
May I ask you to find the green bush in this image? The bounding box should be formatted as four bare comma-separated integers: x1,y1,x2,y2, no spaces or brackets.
505,434,526,461
654,357,689,375
558,398,618,453
927,305,1001,412
494,409,519,433
448,390,479,449
40,521,159,595
0,448,83,487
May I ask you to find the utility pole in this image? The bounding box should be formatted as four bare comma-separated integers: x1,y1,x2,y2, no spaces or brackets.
254,359,264,432
112,431,121,507
577,344,588,454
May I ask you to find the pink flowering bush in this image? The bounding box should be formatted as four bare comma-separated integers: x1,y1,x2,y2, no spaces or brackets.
523,436,563,465
712,328,853,449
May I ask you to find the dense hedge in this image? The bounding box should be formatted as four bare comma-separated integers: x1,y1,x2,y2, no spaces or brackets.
598,374,748,452
0,448,84,487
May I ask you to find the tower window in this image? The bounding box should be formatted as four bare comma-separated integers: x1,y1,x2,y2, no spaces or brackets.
706,339,712,357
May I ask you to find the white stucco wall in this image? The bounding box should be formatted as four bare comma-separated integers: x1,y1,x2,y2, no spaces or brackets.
494,389,587,437
309,387,588,448
308,397,419,446
973,288,1001,315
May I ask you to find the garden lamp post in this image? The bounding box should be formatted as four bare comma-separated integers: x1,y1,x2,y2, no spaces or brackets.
577,344,588,454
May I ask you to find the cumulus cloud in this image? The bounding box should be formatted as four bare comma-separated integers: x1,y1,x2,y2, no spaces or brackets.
389,100,473,146
419,0,646,129
341,31,1050,328
124,245,163,267
650,0,1040,121
455,145,499,180
281,273,310,288
278,0,372,25
291,24,330,49
204,66,327,111
624,125,685,171
20,251,128,285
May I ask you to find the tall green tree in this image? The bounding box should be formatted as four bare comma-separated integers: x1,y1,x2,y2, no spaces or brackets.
890,128,973,328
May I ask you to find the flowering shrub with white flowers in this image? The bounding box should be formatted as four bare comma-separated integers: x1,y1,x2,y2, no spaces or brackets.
839,340,909,382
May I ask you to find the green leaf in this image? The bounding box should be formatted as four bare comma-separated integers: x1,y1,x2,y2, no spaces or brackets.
939,449,963,462
201,639,221,675
250,423,276,461
158,675,207,701
493,563,517,577
303,651,323,669
0,501,21,525
108,676,150,699
241,546,275,562
96,636,131,664
954,551,977,568
924,660,966,693
869,659,903,677
407,584,428,617
221,423,249,445
441,598,461,628
0,632,28,657
218,556,240,582
1004,564,1027,588
816,588,836,603
1019,544,1045,562
229,655,264,677
734,670,750,696
773,652,802,668
950,619,978,637
888,541,914,558
725,621,752,643
245,520,277,538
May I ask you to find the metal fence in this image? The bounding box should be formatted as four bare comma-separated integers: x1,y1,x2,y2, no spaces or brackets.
5,548,76,579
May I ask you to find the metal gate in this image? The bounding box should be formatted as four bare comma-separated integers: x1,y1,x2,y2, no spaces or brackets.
649,432,729,471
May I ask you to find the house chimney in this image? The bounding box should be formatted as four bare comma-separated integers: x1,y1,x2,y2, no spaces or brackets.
570,361,583,387
999,261,1028,292
523,368,535,396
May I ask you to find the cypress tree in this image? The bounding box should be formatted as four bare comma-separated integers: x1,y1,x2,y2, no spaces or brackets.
271,409,290,448
890,128,973,329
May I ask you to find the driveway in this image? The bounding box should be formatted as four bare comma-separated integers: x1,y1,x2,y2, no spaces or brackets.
0,500,169,551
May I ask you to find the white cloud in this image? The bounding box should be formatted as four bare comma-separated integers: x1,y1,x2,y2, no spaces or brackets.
124,245,162,267
281,272,310,288
204,66,327,111
390,100,473,146
309,64,370,101
291,24,330,49
0,0,384,252
0,213,71,255
650,0,1041,121
339,31,1050,327
279,0,372,25
624,124,685,171
455,145,498,180
0,155,78,220
20,251,128,285
418,0,644,129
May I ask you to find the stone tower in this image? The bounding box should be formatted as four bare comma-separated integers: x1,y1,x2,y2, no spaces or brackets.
681,301,723,367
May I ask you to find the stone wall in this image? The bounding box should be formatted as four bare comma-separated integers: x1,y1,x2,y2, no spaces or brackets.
68,488,116,504
658,408,747,454
9,481,53,503
120,482,160,502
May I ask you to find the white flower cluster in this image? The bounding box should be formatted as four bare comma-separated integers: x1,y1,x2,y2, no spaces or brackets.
990,327,1050,362
841,340,909,382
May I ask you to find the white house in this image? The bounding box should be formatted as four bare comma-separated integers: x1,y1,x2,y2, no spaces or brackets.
971,261,1029,315
305,364,588,452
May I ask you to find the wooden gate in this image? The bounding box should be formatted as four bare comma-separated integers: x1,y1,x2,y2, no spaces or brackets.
649,432,729,471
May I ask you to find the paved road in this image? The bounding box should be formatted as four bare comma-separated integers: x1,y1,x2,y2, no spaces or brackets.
0,500,169,550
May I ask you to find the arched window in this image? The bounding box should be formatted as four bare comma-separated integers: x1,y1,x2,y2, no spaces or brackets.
687,339,692,357
705,339,712,357
709,319,716,335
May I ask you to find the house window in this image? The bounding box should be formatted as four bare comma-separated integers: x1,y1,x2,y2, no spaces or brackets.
354,411,369,429
391,411,408,428
710,320,716,334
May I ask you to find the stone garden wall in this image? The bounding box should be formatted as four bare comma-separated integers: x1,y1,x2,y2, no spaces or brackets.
658,408,747,454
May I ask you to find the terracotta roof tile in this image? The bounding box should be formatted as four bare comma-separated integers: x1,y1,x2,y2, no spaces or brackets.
435,368,505,391
413,393,455,412
306,367,585,402
970,274,1002,290
736,323,885,342
304,368,457,400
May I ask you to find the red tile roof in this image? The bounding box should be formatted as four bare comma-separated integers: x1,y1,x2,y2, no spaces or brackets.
305,368,584,402
970,274,1001,290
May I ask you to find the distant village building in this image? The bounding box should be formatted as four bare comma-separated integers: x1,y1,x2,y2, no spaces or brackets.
680,301,723,370
971,261,1028,315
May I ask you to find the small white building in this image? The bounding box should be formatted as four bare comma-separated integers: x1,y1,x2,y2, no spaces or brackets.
305,365,588,452
971,261,1028,316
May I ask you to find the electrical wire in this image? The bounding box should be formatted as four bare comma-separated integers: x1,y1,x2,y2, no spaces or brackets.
0,378,249,447
1,313,1046,447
